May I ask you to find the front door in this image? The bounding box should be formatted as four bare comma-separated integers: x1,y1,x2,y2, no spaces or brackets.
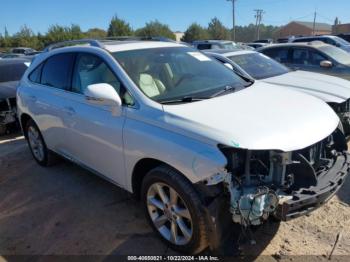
63,52,127,187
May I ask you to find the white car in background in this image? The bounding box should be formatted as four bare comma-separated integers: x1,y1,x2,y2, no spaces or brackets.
206,49,350,134
17,40,350,254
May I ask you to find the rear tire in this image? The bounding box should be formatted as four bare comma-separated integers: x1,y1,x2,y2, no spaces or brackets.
141,165,208,254
25,119,57,166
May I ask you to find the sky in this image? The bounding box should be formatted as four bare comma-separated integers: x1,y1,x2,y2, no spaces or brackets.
1,0,350,35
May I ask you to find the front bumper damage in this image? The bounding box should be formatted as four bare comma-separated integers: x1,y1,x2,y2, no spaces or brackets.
275,153,350,221
198,128,350,252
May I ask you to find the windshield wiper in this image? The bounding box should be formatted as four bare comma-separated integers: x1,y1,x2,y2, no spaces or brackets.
159,96,208,104
210,85,236,98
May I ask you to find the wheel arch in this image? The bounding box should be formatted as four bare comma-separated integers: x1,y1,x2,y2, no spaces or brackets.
20,113,33,137
131,158,188,199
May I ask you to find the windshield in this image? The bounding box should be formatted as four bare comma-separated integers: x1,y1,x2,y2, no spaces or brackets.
222,42,237,50
112,47,248,103
228,52,290,79
333,36,350,46
319,45,350,65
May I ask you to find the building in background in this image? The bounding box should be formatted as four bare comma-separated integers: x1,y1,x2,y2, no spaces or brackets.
173,31,184,42
276,21,332,38
333,23,350,34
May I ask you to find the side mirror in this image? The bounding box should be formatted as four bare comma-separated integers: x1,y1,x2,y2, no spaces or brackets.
84,83,122,116
224,63,234,70
320,60,333,68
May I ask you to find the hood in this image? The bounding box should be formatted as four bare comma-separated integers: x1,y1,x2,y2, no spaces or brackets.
0,81,18,99
163,82,339,152
262,70,350,104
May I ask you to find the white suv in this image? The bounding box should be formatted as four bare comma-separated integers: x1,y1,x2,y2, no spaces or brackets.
17,40,350,254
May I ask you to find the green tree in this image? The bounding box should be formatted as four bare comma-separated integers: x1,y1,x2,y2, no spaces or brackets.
135,20,175,40
207,17,230,40
45,25,71,45
181,23,209,42
107,16,133,37
85,28,107,39
69,24,84,39
12,25,39,49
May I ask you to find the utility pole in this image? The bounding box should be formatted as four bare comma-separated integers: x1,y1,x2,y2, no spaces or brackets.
227,0,237,41
312,11,317,35
254,9,264,40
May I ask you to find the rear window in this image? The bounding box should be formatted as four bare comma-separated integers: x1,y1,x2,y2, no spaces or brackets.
197,44,212,50
0,62,29,82
41,53,75,90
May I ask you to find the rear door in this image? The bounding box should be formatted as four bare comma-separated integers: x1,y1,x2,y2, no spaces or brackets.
24,53,75,152
261,47,291,67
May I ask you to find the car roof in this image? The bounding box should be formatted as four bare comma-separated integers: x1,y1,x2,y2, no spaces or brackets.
259,42,329,50
294,35,335,40
205,49,256,57
193,40,233,44
103,40,186,52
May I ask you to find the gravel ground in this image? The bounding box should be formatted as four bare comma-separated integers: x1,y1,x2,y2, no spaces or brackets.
0,133,349,261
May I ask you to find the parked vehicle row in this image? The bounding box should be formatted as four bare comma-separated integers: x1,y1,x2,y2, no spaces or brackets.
0,58,31,134
16,39,350,254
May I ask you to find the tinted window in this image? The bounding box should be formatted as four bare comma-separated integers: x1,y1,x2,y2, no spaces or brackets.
197,44,211,50
291,48,309,64
263,48,289,63
0,62,29,82
28,63,43,83
322,38,336,45
41,53,75,90
309,50,327,65
293,38,316,43
72,53,121,95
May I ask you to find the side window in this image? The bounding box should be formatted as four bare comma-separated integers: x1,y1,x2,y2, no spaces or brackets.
309,50,327,65
322,38,336,45
263,48,289,63
291,48,310,65
72,53,121,95
72,53,134,106
28,63,43,83
41,53,75,90
197,44,211,50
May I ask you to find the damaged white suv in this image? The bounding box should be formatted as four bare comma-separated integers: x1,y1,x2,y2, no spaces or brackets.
17,40,350,254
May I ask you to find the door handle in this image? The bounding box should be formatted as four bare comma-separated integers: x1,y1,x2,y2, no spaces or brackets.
63,106,76,116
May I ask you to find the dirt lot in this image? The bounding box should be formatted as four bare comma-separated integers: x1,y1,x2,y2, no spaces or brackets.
0,133,349,260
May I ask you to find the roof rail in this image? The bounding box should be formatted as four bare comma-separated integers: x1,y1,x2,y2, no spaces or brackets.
44,39,104,52
99,36,176,42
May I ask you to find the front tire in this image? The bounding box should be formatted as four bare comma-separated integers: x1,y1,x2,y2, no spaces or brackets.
25,119,56,166
141,165,208,254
